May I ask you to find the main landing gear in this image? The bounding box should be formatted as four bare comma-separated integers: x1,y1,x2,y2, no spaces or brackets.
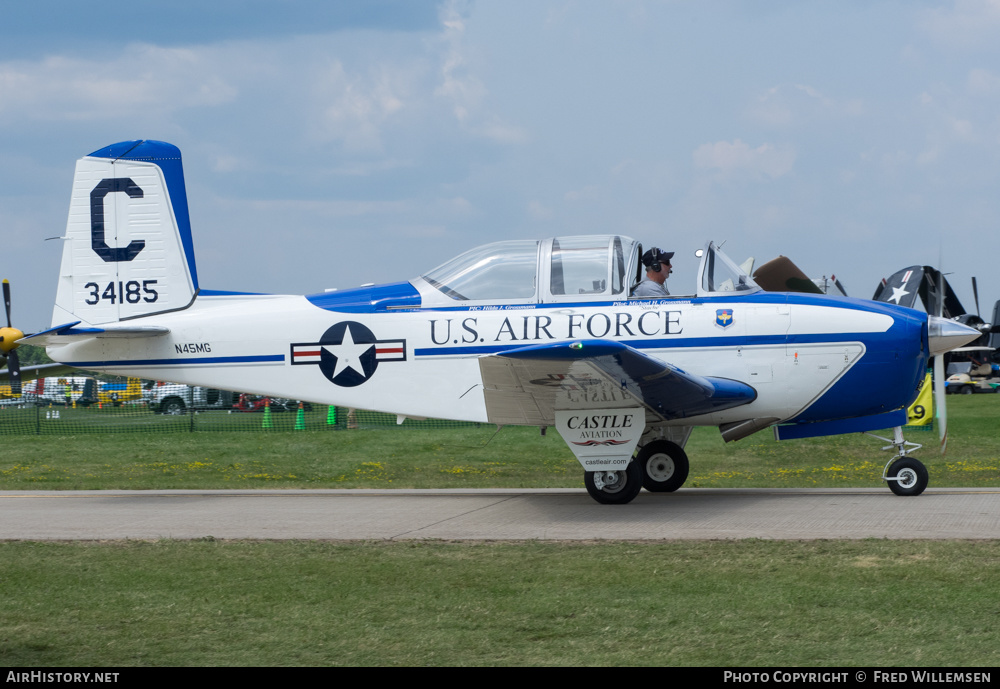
868,426,929,496
635,440,689,492
583,439,692,505
584,461,643,505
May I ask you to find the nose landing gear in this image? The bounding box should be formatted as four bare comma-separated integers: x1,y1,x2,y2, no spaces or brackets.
868,426,929,496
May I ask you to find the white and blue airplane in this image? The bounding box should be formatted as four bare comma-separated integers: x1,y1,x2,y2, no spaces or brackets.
4,140,982,504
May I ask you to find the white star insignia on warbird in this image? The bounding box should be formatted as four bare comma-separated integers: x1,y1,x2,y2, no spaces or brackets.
888,286,910,304
326,325,373,379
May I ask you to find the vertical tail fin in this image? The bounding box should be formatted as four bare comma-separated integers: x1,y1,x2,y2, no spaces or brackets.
53,140,199,326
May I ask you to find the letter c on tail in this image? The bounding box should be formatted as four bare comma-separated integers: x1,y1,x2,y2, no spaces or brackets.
91,178,145,262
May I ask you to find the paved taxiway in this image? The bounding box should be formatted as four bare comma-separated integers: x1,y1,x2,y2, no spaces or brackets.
2,488,999,540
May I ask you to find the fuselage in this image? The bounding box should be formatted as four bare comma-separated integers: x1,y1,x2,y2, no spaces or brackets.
47,283,929,428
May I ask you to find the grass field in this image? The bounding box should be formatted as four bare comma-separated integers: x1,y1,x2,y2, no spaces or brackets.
2,540,999,667
1,397,998,667
2,395,998,490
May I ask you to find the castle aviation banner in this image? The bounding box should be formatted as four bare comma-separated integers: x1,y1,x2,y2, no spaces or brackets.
554,409,644,471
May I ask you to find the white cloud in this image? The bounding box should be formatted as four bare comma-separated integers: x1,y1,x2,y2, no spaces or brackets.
967,67,1000,95
913,77,998,151
311,60,415,153
435,5,485,116
749,83,865,127
528,200,553,219
386,224,449,239
951,117,975,140
0,45,237,122
433,0,526,143
919,0,1000,50
745,204,793,232
693,139,796,180
564,184,600,201
0,9,523,154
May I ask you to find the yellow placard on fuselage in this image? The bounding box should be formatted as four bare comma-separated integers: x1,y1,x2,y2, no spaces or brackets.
907,372,933,426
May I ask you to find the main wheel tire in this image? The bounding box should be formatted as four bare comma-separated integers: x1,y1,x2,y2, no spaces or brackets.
162,398,186,415
636,440,690,492
584,460,643,505
886,457,929,496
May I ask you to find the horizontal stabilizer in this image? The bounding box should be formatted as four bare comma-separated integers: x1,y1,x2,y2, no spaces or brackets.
479,339,756,426
20,321,169,347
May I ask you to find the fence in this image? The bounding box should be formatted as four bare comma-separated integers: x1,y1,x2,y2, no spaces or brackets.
0,379,480,436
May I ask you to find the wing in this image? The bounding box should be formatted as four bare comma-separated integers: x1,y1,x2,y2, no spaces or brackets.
479,339,756,426
0,361,83,384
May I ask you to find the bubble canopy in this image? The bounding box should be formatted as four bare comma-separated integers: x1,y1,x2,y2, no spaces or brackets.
413,236,758,305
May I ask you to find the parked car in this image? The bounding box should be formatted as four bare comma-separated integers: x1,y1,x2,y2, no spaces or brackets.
14,377,98,406
144,383,235,414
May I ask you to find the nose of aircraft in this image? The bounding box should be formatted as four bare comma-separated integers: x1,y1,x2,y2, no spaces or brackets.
928,316,981,357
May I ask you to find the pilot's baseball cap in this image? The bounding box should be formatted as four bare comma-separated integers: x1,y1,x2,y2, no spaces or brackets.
642,248,674,266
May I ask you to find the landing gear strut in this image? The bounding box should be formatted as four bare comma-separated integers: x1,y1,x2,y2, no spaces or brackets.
867,426,929,496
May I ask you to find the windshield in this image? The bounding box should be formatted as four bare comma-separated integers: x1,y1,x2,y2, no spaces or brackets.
698,242,760,296
422,240,539,301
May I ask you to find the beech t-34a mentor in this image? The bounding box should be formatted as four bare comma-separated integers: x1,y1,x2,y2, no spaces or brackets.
7,140,981,504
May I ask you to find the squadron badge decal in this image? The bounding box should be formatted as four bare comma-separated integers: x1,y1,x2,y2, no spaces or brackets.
715,309,734,329
291,321,405,387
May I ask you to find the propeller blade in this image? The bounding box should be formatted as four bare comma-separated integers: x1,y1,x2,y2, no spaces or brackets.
2,279,11,329
972,277,980,318
935,247,947,454
937,244,944,319
935,354,947,454
7,348,21,395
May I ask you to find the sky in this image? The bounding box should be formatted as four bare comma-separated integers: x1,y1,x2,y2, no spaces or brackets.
4,0,1000,332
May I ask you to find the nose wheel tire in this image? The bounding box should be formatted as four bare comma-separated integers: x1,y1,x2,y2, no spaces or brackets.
886,457,929,496
584,460,643,504
636,440,689,492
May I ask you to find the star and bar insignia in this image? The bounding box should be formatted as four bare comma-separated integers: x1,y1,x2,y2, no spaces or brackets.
291,321,405,387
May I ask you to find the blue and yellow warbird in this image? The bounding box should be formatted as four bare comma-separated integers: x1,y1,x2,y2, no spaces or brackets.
12,141,980,504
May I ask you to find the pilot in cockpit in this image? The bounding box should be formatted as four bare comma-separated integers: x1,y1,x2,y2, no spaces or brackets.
631,247,674,298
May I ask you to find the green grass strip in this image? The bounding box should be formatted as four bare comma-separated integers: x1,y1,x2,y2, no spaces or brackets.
1,540,998,667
